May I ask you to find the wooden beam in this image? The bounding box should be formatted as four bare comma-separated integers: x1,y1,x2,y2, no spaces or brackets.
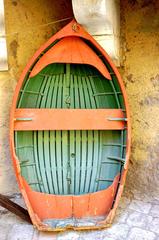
0,194,31,223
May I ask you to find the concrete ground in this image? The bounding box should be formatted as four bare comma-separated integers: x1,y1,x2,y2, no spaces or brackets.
0,190,159,240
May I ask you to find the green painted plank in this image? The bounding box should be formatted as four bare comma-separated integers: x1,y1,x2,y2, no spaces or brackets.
89,130,99,192
55,131,63,194
43,131,54,193
33,132,45,192
74,130,81,195
69,130,75,194
37,131,50,193
36,76,49,108
73,75,80,108
62,130,69,194
46,75,56,108
79,131,87,193
57,74,63,108
88,76,100,108
49,131,59,194
77,76,85,108
84,131,93,193
70,75,75,109
51,74,60,108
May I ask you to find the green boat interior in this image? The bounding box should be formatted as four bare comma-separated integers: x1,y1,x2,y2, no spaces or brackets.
15,63,126,196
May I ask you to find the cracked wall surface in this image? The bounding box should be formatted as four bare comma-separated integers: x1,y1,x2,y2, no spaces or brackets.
0,0,158,198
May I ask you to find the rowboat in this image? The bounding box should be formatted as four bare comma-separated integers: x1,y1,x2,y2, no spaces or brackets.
10,20,131,231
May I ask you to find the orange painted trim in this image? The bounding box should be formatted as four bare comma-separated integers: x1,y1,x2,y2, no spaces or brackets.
22,174,119,220
9,19,131,231
14,109,125,131
30,37,111,80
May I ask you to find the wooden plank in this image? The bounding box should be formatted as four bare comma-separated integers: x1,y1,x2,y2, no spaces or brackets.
0,194,31,223
80,131,87,193
75,131,81,194
56,131,63,194
49,131,59,194
62,130,69,194
14,109,125,131
69,130,75,194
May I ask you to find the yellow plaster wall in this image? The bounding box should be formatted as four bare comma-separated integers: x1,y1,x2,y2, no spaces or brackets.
121,0,159,195
4,0,73,77
0,0,158,196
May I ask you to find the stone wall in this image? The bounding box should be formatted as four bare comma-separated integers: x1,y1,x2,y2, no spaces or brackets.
0,0,159,196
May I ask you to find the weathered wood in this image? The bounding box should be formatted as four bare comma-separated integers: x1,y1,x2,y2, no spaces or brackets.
0,194,31,223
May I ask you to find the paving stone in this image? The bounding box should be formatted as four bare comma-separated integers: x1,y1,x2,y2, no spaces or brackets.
7,224,34,240
149,205,159,217
100,223,130,240
129,199,152,214
78,230,105,240
127,228,156,240
0,212,24,225
149,217,159,234
57,231,80,240
127,211,153,228
0,224,11,240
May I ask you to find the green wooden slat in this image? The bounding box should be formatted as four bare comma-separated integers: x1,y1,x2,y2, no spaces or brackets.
49,131,59,194
85,76,97,108
43,131,54,193
77,76,85,108
77,70,88,193
69,131,75,194
109,80,120,109
37,131,50,193
81,76,91,108
88,76,100,108
79,131,87,193
62,130,69,194
70,75,75,108
81,75,91,194
33,132,44,192
51,74,60,108
74,131,81,194
84,131,93,193
40,75,54,193
36,76,49,108
57,74,63,108
83,72,99,193
55,131,63,194
46,75,56,108
73,71,81,194
94,131,103,192
73,75,80,108
88,131,98,192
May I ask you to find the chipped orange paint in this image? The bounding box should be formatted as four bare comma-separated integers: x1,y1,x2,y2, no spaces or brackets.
10,19,131,231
